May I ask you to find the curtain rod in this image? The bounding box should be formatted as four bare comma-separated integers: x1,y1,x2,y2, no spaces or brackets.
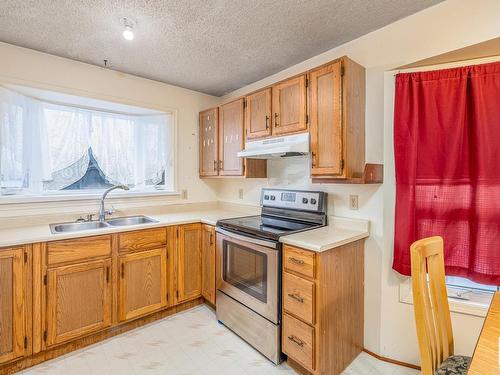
0,85,171,118
392,54,500,76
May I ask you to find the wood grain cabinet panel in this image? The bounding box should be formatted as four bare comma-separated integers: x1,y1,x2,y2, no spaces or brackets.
283,272,315,325
177,224,202,303
47,235,111,266
283,246,315,279
199,107,219,177
283,240,365,375
283,314,315,372
309,61,343,176
271,75,307,135
118,248,167,322
309,57,366,181
0,248,26,364
45,259,112,347
245,88,272,139
219,99,244,176
118,228,167,253
201,225,216,305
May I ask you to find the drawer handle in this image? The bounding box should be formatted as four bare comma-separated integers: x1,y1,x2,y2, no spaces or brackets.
288,335,305,347
288,257,305,265
288,293,304,303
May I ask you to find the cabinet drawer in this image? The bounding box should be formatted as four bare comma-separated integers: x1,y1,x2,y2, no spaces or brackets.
284,246,315,278
47,235,112,266
283,314,315,372
118,228,167,252
283,272,315,325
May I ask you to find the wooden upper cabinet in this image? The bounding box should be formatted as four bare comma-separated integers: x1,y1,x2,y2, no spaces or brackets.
310,57,366,180
45,259,112,347
219,99,244,176
201,224,216,305
118,248,167,322
245,88,272,140
272,75,308,135
0,248,26,364
177,224,202,303
309,61,343,176
199,107,219,177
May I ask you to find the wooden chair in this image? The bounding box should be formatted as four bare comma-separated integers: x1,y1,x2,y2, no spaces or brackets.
410,236,471,375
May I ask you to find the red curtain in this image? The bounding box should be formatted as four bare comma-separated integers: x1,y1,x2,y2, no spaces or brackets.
393,61,500,285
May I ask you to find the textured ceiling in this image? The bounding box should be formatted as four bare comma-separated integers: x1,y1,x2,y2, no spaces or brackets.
0,0,442,96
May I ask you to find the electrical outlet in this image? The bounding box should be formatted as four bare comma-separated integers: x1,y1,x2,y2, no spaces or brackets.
349,195,359,210
181,189,188,199
238,188,244,200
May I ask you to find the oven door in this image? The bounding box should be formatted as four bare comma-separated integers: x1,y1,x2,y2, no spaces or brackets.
216,228,279,324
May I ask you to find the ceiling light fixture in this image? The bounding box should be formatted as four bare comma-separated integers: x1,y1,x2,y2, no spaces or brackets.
120,17,136,41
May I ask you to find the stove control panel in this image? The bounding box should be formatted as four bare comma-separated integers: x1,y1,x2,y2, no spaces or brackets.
261,189,326,213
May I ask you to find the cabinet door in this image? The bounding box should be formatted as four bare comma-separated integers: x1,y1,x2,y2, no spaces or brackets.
219,99,244,176
309,61,343,176
45,259,112,347
0,248,25,364
272,75,307,135
177,224,202,303
201,225,216,305
245,88,272,140
199,108,219,177
118,248,167,322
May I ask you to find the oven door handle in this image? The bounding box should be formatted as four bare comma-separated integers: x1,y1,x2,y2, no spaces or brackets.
216,227,278,249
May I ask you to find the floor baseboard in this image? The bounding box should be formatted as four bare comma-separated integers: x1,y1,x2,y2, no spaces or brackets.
363,348,421,370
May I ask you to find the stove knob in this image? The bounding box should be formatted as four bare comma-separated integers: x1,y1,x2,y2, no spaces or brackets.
264,195,269,200
270,195,276,201
302,198,308,204
310,198,317,205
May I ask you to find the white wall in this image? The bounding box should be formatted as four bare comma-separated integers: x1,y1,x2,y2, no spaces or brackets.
0,42,220,218
217,0,500,364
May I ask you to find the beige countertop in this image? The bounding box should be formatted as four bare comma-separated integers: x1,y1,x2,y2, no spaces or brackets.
279,216,370,252
0,208,249,248
0,206,369,252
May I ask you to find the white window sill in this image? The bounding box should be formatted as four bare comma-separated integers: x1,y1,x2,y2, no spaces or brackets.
399,278,492,318
0,190,180,205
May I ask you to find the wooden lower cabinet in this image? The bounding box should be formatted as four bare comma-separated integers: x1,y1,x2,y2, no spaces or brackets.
0,247,27,365
282,241,365,375
176,224,202,303
45,259,112,347
201,224,216,305
118,248,168,322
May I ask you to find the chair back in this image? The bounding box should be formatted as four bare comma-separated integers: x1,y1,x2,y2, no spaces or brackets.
410,236,454,375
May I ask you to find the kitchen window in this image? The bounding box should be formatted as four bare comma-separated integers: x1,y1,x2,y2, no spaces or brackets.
0,86,174,199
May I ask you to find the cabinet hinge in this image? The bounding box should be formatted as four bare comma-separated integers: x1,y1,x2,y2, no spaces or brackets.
341,66,345,76
176,290,179,299
305,77,309,87
24,252,28,263
243,98,246,108
305,114,309,124
341,159,345,170
24,336,28,349
43,331,47,342
43,274,47,286
176,228,179,239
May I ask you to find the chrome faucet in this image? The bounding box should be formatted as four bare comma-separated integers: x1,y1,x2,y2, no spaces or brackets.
99,185,129,222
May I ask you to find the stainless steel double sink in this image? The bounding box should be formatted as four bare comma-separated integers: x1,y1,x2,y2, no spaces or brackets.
49,215,158,234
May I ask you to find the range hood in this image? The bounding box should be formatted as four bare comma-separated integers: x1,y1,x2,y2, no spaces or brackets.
237,133,309,159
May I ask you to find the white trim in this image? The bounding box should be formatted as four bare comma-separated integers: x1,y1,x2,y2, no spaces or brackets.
0,190,180,205
399,278,492,318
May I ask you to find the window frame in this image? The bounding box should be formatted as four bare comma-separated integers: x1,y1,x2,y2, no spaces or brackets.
399,277,495,318
0,83,179,203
